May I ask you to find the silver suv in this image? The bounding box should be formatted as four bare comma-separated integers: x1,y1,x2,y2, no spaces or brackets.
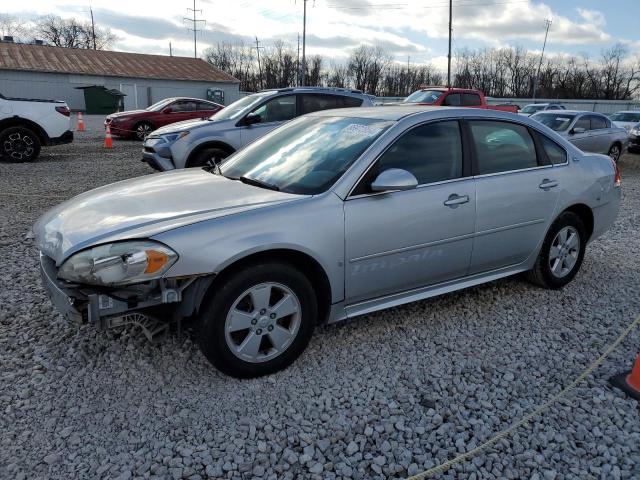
142,87,374,171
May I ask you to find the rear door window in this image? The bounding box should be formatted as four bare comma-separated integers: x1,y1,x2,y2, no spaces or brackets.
469,121,538,174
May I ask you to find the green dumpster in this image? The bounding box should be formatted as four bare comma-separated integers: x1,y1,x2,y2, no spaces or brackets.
75,86,126,114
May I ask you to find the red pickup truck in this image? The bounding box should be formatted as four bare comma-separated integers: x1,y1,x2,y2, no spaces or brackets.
402,87,519,113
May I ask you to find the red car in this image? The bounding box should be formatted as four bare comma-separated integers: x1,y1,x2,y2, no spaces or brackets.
402,87,519,113
105,97,224,140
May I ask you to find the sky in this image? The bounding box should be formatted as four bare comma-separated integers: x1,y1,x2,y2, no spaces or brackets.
5,0,640,70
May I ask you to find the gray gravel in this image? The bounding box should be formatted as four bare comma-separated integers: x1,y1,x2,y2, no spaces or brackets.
1,118,640,479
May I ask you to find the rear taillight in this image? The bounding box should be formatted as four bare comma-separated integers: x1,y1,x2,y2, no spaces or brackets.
611,158,621,188
55,106,70,117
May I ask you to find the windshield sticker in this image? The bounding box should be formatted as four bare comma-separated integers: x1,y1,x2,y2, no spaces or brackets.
342,124,383,137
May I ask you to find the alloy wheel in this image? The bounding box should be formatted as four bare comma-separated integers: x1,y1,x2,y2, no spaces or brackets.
136,124,153,140
609,145,621,162
548,226,580,278
3,132,34,161
224,282,301,363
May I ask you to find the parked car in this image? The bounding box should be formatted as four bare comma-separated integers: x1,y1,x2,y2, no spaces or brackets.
0,92,72,162
105,97,224,140
608,110,640,132
628,122,640,153
531,110,628,162
519,103,565,116
401,87,519,113
142,87,373,171
35,107,620,378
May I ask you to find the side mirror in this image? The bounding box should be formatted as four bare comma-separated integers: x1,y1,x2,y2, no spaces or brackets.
371,168,418,192
570,127,586,135
162,107,172,114
244,113,262,126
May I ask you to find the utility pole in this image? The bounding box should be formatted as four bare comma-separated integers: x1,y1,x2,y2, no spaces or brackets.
301,0,308,86
184,0,206,58
90,7,96,50
169,42,173,57
447,0,452,87
297,33,301,86
255,37,265,90
533,19,552,100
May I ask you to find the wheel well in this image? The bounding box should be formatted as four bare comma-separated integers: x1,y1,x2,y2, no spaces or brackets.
186,141,235,167
0,117,48,144
207,249,332,325
564,204,594,240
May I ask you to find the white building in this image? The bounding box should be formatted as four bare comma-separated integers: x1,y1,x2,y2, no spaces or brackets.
0,42,240,111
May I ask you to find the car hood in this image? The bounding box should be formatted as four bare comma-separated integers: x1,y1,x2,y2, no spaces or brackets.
107,110,147,119
152,118,221,135
34,169,305,264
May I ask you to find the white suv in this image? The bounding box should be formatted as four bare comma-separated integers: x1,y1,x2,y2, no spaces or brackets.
0,92,73,162
142,87,374,171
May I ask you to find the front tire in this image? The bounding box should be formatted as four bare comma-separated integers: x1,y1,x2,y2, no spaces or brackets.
0,126,41,162
526,211,586,289
134,122,154,140
197,262,317,378
188,147,230,168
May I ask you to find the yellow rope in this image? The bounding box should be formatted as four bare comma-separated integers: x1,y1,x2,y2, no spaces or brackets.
407,314,640,479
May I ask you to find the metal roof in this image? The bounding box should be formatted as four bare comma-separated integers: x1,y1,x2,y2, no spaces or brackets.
0,42,239,84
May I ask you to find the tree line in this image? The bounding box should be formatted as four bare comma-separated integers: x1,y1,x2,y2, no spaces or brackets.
2,12,638,100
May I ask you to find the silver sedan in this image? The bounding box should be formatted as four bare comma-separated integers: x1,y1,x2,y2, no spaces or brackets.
34,107,621,377
531,110,628,162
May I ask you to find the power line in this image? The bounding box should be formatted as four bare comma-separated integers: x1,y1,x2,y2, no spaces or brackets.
255,36,265,90
183,0,206,58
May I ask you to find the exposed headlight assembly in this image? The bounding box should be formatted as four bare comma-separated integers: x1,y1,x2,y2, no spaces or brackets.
58,241,178,286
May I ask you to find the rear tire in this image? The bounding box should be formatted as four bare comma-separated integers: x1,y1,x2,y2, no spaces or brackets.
188,147,231,168
197,262,317,378
0,126,41,162
526,211,586,289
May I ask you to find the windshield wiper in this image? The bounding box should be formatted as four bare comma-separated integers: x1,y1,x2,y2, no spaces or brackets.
239,176,280,191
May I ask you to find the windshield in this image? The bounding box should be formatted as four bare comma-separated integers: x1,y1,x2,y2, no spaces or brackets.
521,105,546,114
210,93,272,121
403,90,444,104
146,98,175,112
610,112,640,123
221,116,393,194
531,113,576,131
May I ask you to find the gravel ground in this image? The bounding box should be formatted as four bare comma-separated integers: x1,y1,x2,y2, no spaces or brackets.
1,119,640,480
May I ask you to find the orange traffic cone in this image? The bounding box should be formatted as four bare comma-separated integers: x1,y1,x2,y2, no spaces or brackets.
77,112,86,132
610,355,640,401
103,125,113,149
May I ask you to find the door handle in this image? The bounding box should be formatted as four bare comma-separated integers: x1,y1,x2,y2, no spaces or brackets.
443,194,469,207
539,179,558,190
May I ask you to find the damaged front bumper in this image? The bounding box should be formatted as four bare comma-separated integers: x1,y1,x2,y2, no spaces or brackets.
39,252,210,341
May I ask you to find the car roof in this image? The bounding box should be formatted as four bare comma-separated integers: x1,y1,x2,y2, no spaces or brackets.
613,110,640,114
258,86,367,97
309,105,527,122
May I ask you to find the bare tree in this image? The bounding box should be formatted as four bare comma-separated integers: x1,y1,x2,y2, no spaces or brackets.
34,15,115,50
0,14,28,42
